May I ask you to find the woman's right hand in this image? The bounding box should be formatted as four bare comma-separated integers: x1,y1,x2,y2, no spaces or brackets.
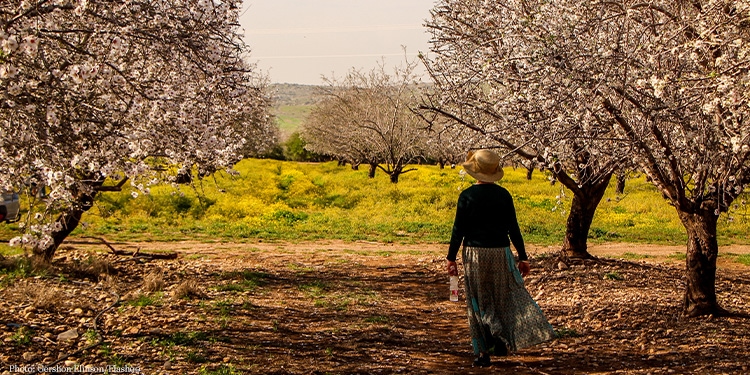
447,260,458,276
518,260,530,277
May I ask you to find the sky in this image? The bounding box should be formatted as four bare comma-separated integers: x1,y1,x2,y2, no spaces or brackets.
239,0,437,85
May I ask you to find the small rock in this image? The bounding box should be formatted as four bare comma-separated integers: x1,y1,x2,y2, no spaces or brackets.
22,352,35,361
557,261,569,270
164,360,172,370
64,360,77,367
72,308,84,316
57,329,78,341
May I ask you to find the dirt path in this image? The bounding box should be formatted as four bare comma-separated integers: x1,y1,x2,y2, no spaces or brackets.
1,240,749,374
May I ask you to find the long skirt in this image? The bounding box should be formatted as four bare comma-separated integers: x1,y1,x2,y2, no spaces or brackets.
462,246,555,354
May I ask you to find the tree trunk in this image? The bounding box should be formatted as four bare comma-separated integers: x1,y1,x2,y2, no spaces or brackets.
351,162,360,170
387,164,404,183
390,171,400,183
34,193,96,261
368,163,377,178
678,210,726,317
560,174,612,258
616,171,626,194
526,165,534,180
438,158,446,169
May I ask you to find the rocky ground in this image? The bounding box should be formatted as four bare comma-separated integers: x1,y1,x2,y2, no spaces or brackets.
1,240,749,375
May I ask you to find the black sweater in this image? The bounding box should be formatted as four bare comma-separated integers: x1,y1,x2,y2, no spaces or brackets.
447,183,528,262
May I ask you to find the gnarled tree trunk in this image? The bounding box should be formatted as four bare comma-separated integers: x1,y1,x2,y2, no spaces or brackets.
33,177,125,262
389,166,403,183
34,192,97,261
560,173,612,259
368,163,377,178
678,210,726,317
616,171,626,195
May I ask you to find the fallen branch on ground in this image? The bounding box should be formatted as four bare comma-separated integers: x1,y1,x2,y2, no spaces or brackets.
83,236,178,260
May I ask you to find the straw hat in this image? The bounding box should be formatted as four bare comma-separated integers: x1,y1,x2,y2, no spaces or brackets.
461,149,504,182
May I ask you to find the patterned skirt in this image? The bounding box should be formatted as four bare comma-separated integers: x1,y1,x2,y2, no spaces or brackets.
462,246,555,354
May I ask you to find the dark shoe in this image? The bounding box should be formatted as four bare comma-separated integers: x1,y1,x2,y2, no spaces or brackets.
473,354,491,367
492,343,508,356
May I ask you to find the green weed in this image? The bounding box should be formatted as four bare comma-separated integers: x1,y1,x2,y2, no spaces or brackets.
153,331,208,347
620,252,654,260
214,299,235,316
186,350,208,363
11,326,33,346
555,327,580,338
127,292,163,307
299,280,328,298
0,256,33,285
199,365,240,375
109,353,127,367
604,271,624,280
84,329,99,344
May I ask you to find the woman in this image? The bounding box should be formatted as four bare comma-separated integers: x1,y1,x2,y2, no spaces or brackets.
447,149,555,367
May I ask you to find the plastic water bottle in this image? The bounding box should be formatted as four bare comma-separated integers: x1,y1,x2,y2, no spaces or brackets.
450,275,459,302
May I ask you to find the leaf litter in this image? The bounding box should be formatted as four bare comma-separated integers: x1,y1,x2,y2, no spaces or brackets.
1,240,748,374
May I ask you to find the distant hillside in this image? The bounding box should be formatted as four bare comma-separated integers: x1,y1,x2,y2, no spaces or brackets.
269,84,322,139
270,83,322,106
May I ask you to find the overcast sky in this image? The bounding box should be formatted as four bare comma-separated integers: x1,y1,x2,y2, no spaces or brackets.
239,0,437,85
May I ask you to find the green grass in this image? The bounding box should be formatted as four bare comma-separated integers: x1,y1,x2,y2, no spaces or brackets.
127,292,163,307
275,105,311,137
199,365,240,375
299,280,328,298
0,256,37,286
668,252,687,261
604,271,624,280
215,270,267,292
153,331,208,347
619,252,655,260
720,253,750,266
737,254,750,266
1,159,749,251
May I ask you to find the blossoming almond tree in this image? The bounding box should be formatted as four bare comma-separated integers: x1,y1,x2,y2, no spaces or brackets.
423,0,749,316
0,0,274,260
303,62,429,183
421,0,633,259
588,0,750,317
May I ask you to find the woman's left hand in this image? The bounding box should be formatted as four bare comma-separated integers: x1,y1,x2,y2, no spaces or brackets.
518,261,530,277
447,260,458,276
